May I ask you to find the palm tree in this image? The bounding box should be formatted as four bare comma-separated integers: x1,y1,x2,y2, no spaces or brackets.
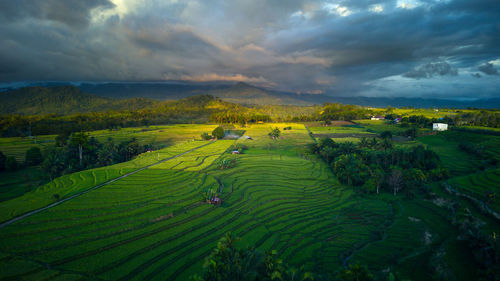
359,137,369,148
380,138,393,152
70,132,89,166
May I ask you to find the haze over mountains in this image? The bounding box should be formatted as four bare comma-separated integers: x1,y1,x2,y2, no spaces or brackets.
1,82,499,115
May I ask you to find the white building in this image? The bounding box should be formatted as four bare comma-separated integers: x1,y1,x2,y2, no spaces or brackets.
433,123,448,131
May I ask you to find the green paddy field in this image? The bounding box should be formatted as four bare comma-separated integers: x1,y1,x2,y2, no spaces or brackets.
0,123,498,280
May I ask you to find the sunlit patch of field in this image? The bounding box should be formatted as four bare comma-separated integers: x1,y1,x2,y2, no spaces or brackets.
0,140,212,223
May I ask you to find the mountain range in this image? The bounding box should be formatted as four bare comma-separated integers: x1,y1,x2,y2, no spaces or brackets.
0,82,498,115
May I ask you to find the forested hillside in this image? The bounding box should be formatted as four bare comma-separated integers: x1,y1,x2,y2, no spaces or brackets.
0,86,159,115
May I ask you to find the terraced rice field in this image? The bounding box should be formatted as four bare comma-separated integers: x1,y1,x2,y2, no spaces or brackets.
0,167,47,202
0,123,395,280
419,131,500,176
353,119,407,134
308,124,375,143
448,168,500,213
418,133,481,176
0,135,56,162
0,140,213,223
0,123,497,281
89,124,219,146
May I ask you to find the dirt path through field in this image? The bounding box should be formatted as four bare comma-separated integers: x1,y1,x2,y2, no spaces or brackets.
0,141,216,229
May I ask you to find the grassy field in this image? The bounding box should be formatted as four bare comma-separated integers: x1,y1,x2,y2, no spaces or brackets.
0,123,498,280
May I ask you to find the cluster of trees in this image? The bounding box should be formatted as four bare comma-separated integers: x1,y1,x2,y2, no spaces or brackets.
387,111,500,129
192,232,381,281
385,114,452,129
209,111,271,125
317,103,371,121
41,133,157,179
201,126,227,140
0,151,18,171
310,137,448,195
450,110,500,128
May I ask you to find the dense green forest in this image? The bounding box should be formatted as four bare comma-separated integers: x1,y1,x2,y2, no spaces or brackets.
0,86,159,115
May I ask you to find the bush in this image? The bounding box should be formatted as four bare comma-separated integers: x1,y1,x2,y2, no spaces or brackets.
201,132,212,140
268,127,281,139
212,126,225,139
337,264,374,281
380,130,392,139
25,147,43,165
217,158,236,169
230,144,247,153
402,127,417,139
5,156,18,171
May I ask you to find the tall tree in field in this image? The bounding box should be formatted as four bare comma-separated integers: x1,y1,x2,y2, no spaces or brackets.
70,132,89,166
268,127,281,139
370,166,385,194
388,168,403,196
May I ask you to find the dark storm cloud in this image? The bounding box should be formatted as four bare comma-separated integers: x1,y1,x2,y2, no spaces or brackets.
478,63,498,75
0,0,499,98
403,62,458,79
0,0,115,28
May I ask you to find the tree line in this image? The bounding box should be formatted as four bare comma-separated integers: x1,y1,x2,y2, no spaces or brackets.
42,132,159,179
309,136,449,196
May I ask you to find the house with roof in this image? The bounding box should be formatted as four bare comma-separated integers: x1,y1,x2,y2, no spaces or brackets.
433,123,448,131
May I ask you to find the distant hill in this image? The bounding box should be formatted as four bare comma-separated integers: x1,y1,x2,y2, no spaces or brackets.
79,82,313,105
0,86,159,115
1,82,499,110
79,82,500,108
205,82,313,105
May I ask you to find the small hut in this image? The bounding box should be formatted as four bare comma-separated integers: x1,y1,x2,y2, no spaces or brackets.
210,197,222,205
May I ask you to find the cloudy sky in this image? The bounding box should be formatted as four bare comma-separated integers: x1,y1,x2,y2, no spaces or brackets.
0,0,499,98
